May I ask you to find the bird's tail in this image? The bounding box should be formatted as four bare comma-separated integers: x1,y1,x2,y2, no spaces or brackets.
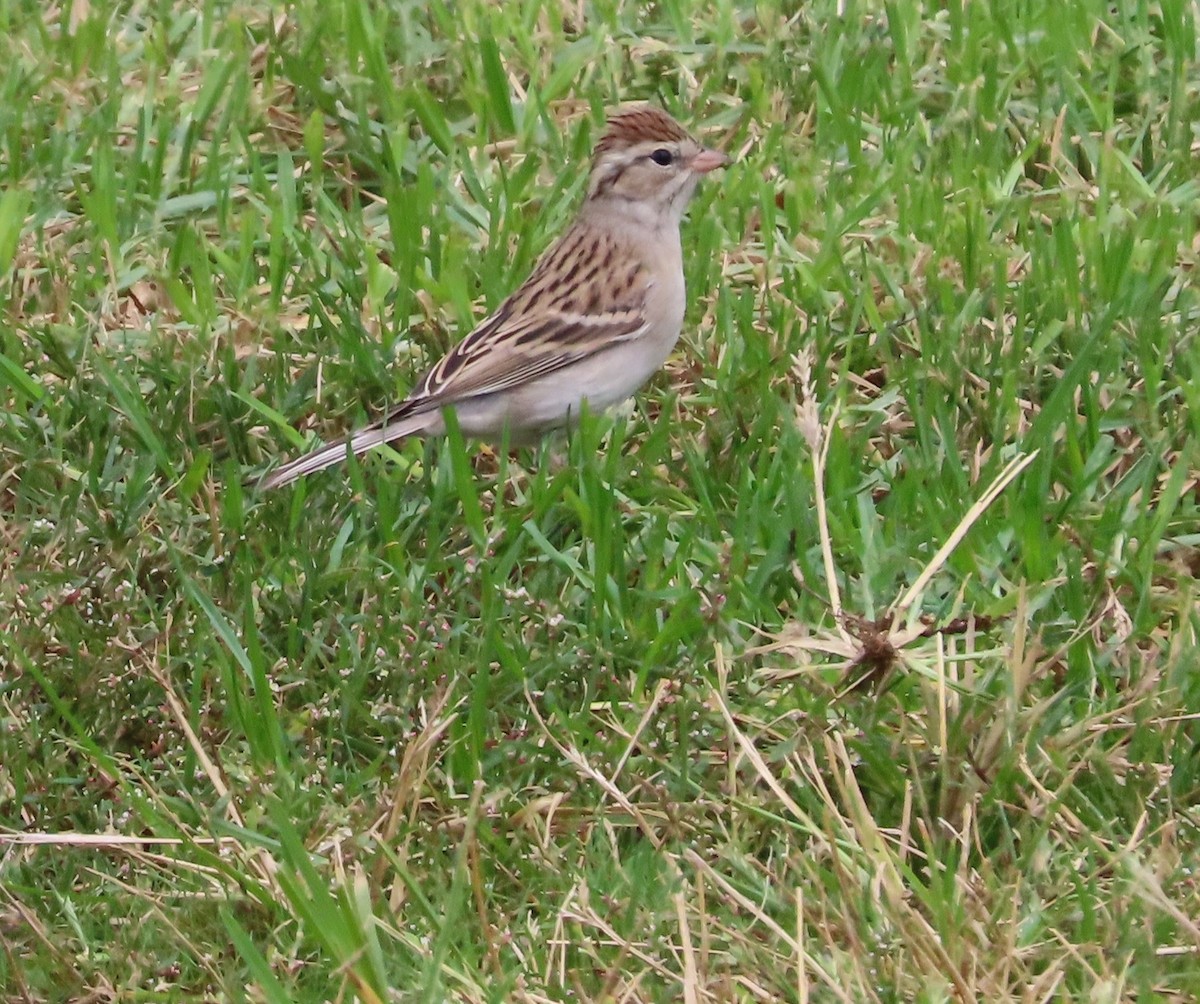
255,411,433,490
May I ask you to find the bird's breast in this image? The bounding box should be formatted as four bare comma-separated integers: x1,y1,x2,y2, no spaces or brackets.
639,235,686,351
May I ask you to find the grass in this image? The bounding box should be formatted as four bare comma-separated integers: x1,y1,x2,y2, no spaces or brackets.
2,0,1199,999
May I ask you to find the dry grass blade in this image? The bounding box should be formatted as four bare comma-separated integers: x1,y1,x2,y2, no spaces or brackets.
707,683,825,839
793,349,853,645
890,449,1041,635
143,649,279,889
526,685,664,850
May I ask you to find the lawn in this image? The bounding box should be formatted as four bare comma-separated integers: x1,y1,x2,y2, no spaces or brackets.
2,0,1199,1000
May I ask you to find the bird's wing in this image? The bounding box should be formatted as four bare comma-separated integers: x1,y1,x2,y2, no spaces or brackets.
406,225,652,409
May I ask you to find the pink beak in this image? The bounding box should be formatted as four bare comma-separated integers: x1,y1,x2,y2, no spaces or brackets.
691,148,731,174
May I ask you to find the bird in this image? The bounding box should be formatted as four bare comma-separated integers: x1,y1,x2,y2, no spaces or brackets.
256,105,730,490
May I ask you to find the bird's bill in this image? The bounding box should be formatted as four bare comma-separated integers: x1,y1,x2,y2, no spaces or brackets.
691,148,731,173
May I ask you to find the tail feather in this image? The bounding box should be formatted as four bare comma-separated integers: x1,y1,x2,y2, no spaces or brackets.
255,412,432,490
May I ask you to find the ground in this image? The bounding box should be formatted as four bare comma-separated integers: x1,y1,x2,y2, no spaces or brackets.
2,0,1199,1001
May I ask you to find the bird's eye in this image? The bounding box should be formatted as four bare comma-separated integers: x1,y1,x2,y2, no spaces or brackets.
649,148,674,166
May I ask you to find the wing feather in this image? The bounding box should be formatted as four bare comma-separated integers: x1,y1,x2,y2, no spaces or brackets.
406,224,651,408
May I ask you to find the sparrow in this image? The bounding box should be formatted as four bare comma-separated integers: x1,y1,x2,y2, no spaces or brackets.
257,105,729,489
